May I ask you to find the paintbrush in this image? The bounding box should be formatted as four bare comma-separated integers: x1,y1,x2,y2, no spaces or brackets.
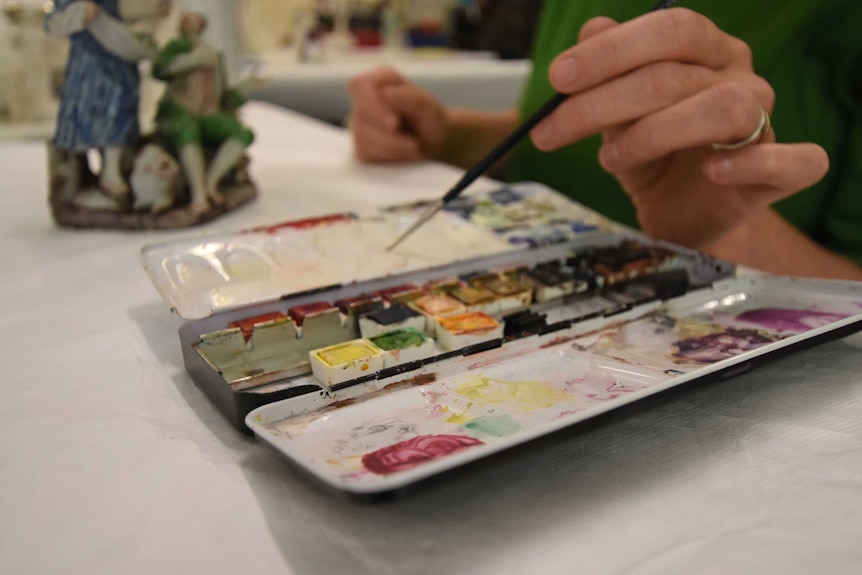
386,0,679,251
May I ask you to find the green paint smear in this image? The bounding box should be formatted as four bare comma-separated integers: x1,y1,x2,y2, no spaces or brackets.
463,414,523,438
370,327,427,351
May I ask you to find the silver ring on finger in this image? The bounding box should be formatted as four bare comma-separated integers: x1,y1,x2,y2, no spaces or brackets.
711,106,772,151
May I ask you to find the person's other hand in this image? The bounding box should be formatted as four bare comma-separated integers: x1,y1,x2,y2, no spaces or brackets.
532,9,828,249
347,66,449,163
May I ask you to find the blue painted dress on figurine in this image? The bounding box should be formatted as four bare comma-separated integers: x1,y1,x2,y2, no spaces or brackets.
50,0,140,151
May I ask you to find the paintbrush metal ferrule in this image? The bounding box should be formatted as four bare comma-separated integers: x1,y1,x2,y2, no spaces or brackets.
386,199,445,251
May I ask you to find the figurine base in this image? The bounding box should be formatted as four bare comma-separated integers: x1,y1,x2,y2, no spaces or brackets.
47,144,257,230
49,182,257,230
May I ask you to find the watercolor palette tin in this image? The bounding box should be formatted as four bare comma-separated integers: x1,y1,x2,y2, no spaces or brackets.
141,182,862,496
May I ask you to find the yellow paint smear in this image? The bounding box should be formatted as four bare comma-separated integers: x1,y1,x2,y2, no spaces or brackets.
445,402,474,424
454,376,575,411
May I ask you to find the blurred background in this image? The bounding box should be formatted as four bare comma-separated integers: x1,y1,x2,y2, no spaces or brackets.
0,0,543,131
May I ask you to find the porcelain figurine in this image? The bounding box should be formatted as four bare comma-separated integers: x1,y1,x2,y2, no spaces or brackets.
45,2,257,230
152,11,255,217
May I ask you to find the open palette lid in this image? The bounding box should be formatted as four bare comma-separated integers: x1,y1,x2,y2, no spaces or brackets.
246,274,862,496
140,182,611,319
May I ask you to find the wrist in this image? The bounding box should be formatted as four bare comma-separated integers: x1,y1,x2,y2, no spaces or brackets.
695,209,862,280
696,216,758,264
435,108,518,170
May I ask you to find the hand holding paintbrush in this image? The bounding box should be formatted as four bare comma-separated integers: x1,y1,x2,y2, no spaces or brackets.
383,0,679,251
347,2,832,275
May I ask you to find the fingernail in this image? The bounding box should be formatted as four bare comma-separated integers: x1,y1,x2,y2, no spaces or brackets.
711,158,733,178
600,142,619,168
532,121,553,149
552,57,579,90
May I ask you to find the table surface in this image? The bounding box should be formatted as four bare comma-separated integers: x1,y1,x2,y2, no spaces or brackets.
2,103,862,575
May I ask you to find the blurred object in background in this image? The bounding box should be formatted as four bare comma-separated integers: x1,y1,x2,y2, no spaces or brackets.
239,0,306,57
451,0,543,60
449,0,481,51
1,0,65,124
241,1,459,63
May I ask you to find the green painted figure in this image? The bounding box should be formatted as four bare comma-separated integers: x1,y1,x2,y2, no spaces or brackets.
152,11,254,216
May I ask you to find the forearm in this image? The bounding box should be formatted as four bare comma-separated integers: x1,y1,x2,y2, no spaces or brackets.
153,39,200,80
701,209,862,280
158,52,206,76
436,108,518,174
88,12,155,61
45,1,89,36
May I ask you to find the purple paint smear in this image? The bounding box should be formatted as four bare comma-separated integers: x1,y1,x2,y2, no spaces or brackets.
673,328,780,364
736,308,849,334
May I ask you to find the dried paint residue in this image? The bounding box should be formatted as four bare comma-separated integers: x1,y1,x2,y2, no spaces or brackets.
383,372,438,391
454,376,576,411
361,434,484,475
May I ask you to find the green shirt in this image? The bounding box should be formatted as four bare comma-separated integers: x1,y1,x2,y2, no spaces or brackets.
507,0,862,263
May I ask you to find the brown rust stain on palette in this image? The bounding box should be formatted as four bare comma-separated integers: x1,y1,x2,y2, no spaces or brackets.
327,373,439,410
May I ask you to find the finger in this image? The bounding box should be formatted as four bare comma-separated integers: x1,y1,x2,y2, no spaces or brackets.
347,66,406,130
704,143,829,196
382,84,436,123
599,82,766,172
578,16,618,43
532,61,717,151
352,121,422,163
549,8,746,95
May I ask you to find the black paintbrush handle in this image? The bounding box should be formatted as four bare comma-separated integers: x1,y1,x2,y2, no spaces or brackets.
442,92,568,203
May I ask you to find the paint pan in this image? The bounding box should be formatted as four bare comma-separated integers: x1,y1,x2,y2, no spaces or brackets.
423,276,463,295
229,311,287,341
447,285,500,315
584,240,677,285
368,327,436,368
377,284,424,305
359,305,427,339
520,263,582,303
336,295,385,337
435,311,504,351
471,275,533,313
309,339,385,387
289,302,337,331
408,293,466,335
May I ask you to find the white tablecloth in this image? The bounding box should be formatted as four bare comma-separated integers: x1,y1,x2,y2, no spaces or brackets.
2,102,862,575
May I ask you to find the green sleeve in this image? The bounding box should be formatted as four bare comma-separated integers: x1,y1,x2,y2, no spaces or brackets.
152,37,195,81
820,112,862,264
510,0,862,264
805,4,862,264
